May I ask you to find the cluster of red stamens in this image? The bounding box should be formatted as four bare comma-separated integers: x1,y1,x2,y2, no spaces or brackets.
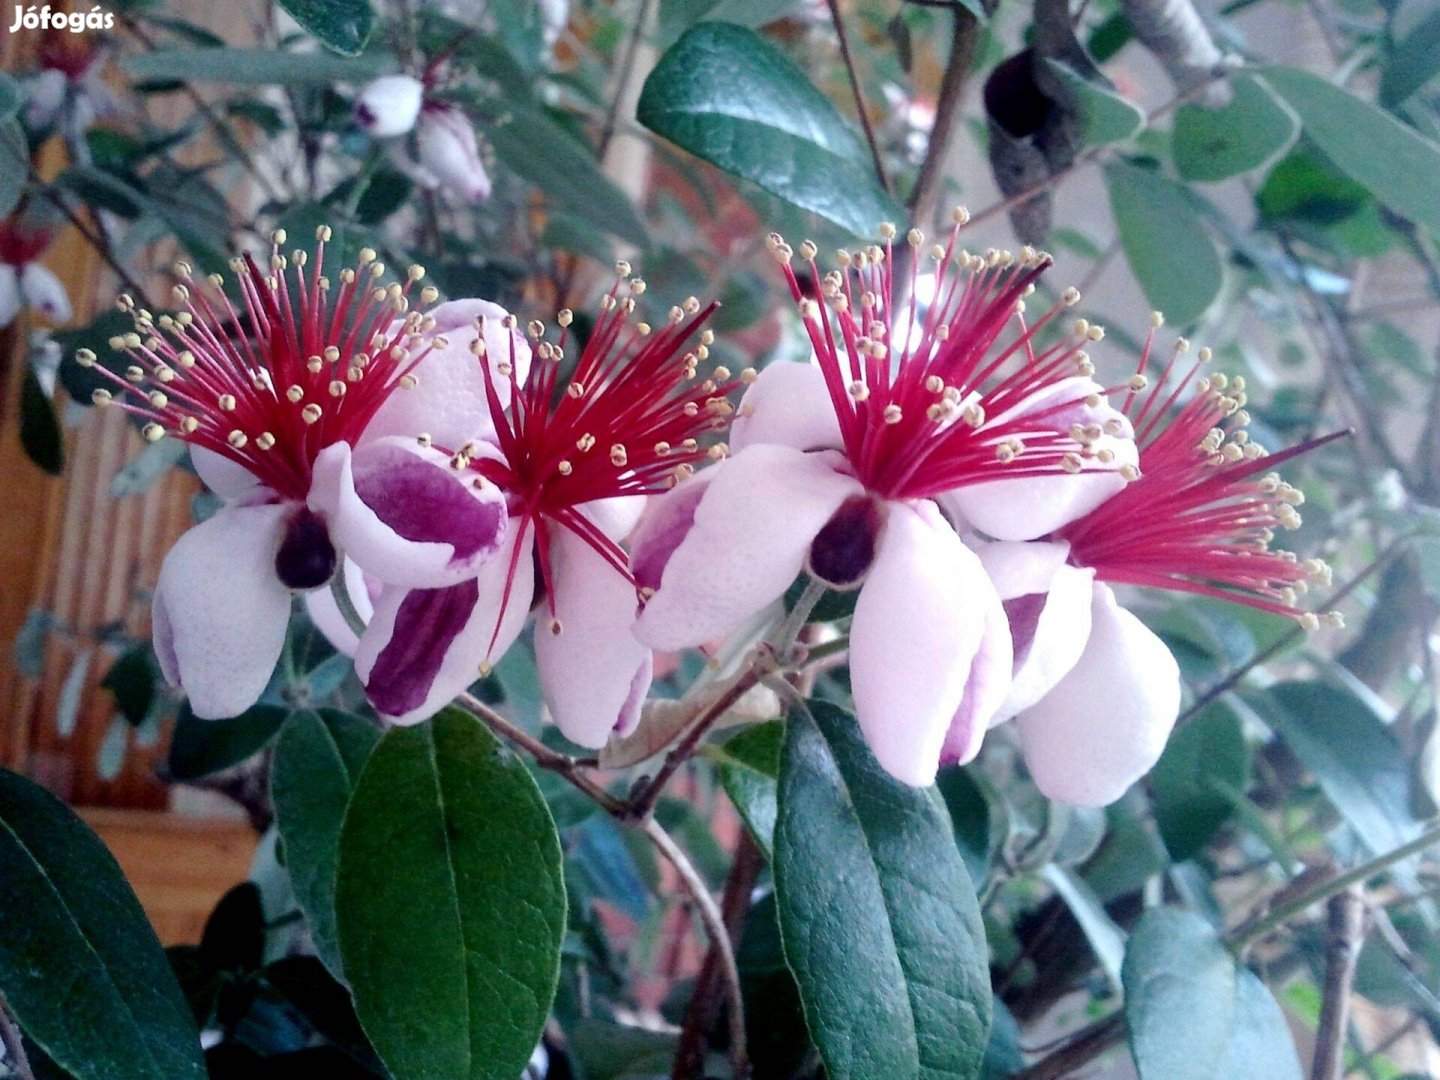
769,211,1113,502
453,262,741,598
1059,316,1343,627
81,227,441,502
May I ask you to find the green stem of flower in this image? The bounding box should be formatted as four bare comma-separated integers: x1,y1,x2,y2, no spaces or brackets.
330,561,368,639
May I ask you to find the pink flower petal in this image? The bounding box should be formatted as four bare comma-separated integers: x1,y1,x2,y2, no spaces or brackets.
941,565,1014,766
535,526,653,747
1015,583,1181,807
361,298,532,448
356,524,535,725
310,438,508,589
851,500,994,787
729,361,843,454
19,262,71,323
153,502,292,719
634,445,861,650
191,445,263,501
978,540,1096,721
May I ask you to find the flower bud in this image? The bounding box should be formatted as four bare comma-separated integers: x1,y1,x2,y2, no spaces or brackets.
416,105,492,204
355,74,424,138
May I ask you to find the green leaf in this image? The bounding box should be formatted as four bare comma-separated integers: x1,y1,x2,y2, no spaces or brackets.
101,643,157,726
0,119,26,219
936,765,1000,886
1380,7,1440,107
271,709,378,979
199,883,265,974
335,707,566,1080
638,23,903,238
276,0,376,56
167,703,289,781
0,768,207,1080
1150,700,1251,861
122,48,387,85
774,700,991,1080
1043,863,1127,987
1104,160,1223,326
0,73,22,123
1256,142,1397,257
1043,59,1145,148
714,720,782,858
1173,74,1299,182
20,364,63,476
487,107,649,247
1123,907,1303,1080
1262,65,1440,238
1257,681,1421,856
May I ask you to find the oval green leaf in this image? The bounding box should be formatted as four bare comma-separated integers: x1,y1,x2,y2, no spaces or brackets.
1173,73,1299,182
272,709,379,979
1151,700,1251,861
0,768,207,1080
335,707,566,1080
167,702,289,781
774,700,991,1080
1262,65,1440,238
1123,907,1303,1080
638,23,902,238
277,0,376,56
713,720,782,859
122,48,386,85
1104,160,1223,326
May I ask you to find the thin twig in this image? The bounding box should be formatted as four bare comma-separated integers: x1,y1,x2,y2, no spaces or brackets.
673,829,766,1079
597,0,654,161
0,995,33,1080
1010,1012,1126,1080
1311,886,1366,1080
908,7,981,226
456,691,626,814
639,816,750,1079
825,0,892,195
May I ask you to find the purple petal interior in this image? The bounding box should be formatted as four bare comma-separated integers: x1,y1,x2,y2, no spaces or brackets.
366,579,480,717
353,446,506,562
1003,592,1048,669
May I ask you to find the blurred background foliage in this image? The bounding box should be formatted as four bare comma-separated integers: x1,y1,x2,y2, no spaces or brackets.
2,0,1440,1076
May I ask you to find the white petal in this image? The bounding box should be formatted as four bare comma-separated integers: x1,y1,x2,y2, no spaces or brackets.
635,445,861,650
948,377,1137,540
850,501,989,787
303,558,375,657
310,438,508,589
23,70,66,129
19,263,72,323
941,564,1014,765
191,445,263,501
729,361,843,454
978,540,1096,721
152,503,292,719
535,526,652,748
417,107,491,203
361,299,532,448
0,266,20,329
355,74,424,137
629,471,716,593
581,495,647,543
356,524,535,725
1015,583,1181,807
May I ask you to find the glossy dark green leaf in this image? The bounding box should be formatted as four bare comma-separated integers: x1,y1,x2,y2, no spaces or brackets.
936,765,1003,886
1105,160,1223,325
1151,700,1251,861
276,0,375,56
1123,907,1303,1080
0,119,25,218
774,700,990,1080
714,720,782,858
20,365,63,476
335,707,565,1080
199,883,265,974
1258,681,1421,856
567,1018,678,1079
0,768,207,1080
122,48,386,85
1262,65,1440,238
1173,74,1299,182
737,891,814,1077
1380,8,1440,106
572,815,651,922
1256,142,1397,257
488,107,649,247
638,23,902,238
167,703,289,781
1043,60,1144,148
271,709,378,979
982,1000,1025,1079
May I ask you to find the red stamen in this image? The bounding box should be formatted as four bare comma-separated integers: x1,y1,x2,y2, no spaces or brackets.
79,228,441,502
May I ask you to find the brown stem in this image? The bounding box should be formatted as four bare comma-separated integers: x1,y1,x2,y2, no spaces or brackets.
673,829,766,1079
597,0,654,161
826,0,892,195
908,8,980,226
0,995,33,1080
1011,1013,1125,1080
1310,886,1366,1080
640,817,750,1079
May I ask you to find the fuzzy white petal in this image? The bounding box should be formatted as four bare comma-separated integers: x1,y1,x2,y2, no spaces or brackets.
152,502,292,719
0,266,20,329
355,75,424,137
19,263,72,323
191,445,263,501
1015,583,1181,807
729,361,843,454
